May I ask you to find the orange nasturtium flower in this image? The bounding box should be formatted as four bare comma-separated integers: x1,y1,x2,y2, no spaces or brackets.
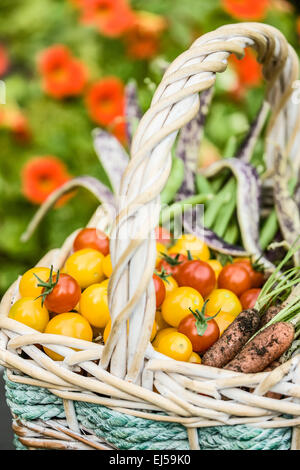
22,157,71,205
222,0,270,20
0,44,9,77
38,45,87,99
80,0,135,37
230,48,262,88
109,119,127,145
85,77,126,143
124,11,167,60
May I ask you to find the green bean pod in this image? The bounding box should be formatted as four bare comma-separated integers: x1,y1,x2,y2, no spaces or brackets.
259,209,278,251
212,180,237,238
204,177,235,229
224,219,240,245
195,173,214,195
159,193,213,225
160,156,185,205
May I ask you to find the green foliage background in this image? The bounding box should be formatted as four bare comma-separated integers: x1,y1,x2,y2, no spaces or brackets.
0,0,299,296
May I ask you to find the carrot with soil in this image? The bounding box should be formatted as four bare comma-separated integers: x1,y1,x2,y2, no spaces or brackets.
202,308,260,368
223,270,300,373
202,247,300,368
259,305,281,328
225,322,295,373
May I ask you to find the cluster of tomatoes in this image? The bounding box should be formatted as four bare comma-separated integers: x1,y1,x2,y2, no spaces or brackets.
9,227,112,360
151,230,264,363
8,226,265,364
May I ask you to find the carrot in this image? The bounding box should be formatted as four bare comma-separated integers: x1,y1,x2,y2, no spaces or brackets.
225,322,294,373
264,360,281,370
259,305,281,328
202,308,260,368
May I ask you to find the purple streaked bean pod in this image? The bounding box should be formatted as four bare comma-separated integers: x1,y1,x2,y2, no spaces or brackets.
273,148,300,265
175,87,214,200
92,128,129,195
125,81,142,146
236,101,269,163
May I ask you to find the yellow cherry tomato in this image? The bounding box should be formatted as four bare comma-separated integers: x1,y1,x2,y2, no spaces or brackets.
9,297,49,332
44,312,93,361
157,331,192,361
161,286,204,327
206,288,242,319
233,257,250,264
19,267,52,298
64,248,105,289
188,352,202,364
162,276,178,296
101,279,109,288
79,280,110,328
207,260,223,280
156,243,168,267
155,310,170,331
169,234,210,261
152,327,176,348
214,311,236,336
103,254,113,278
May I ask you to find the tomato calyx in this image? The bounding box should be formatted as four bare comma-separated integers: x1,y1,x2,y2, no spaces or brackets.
160,252,185,267
155,267,171,283
34,265,60,306
217,253,233,266
250,256,265,273
189,300,219,336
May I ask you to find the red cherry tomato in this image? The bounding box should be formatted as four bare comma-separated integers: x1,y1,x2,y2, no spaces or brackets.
218,264,251,296
157,253,188,281
155,227,172,246
234,260,264,288
43,273,81,314
153,274,166,308
73,228,109,256
178,314,219,353
176,260,216,298
240,288,261,310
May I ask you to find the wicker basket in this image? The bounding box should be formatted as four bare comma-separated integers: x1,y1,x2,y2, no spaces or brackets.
1,22,300,451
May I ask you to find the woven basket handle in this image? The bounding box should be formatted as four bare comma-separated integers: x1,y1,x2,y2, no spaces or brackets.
102,22,300,382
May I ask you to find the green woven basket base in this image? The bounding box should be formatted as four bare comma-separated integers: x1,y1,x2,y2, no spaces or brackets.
4,373,292,450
